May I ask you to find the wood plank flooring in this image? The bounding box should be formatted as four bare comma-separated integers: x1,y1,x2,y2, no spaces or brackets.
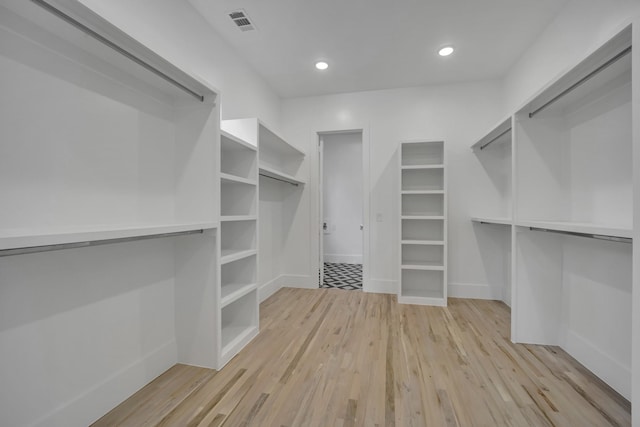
92,288,631,427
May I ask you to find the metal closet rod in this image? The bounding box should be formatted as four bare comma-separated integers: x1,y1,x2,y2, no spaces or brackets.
31,0,205,102
259,173,299,186
528,227,631,244
528,45,632,118
479,127,511,150
0,229,204,257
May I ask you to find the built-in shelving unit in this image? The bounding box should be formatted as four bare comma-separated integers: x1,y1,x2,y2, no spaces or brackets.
469,25,634,402
217,130,259,368
398,141,447,306
221,118,306,303
222,118,306,186
0,1,221,426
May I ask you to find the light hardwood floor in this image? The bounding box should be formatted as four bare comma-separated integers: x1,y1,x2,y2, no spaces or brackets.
92,288,631,427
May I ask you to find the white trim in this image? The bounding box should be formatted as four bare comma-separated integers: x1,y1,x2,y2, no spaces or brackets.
447,282,503,300
564,330,631,400
281,274,315,289
323,254,363,264
367,278,396,294
33,341,176,427
258,275,282,302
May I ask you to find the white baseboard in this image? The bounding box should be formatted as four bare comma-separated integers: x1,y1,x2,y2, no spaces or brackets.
258,275,283,302
564,330,631,400
447,282,503,300
323,254,363,264
281,274,315,289
365,278,396,294
34,340,176,427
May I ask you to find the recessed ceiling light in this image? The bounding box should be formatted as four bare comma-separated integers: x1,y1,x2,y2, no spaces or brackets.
315,61,329,70
438,46,454,57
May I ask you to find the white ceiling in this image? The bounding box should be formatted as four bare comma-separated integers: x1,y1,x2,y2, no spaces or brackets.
188,0,568,98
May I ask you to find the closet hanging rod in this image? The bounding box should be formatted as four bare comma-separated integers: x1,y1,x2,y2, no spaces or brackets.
528,227,631,244
528,45,632,118
31,0,205,102
259,172,299,186
0,229,204,258
480,127,511,150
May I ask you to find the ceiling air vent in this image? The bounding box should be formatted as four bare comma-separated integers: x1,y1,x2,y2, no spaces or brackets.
228,9,255,32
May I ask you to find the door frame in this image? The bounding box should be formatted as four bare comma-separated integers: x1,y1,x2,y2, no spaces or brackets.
315,127,370,291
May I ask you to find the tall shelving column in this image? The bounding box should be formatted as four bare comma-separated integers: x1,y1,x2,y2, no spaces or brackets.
0,1,220,425
469,117,513,306
217,130,259,368
222,118,306,302
511,25,633,400
398,140,447,306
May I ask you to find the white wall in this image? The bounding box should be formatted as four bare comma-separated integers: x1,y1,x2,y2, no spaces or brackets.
80,0,282,128
282,81,504,295
322,133,364,264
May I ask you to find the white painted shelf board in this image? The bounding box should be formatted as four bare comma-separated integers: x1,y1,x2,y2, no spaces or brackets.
3,0,217,106
401,215,445,220
221,130,257,151
471,217,513,226
221,283,258,308
221,325,259,357
220,249,257,265
517,25,631,119
401,240,445,246
220,173,257,186
401,262,445,271
401,190,444,195
259,165,306,186
401,165,444,170
516,220,632,239
259,121,305,157
471,117,512,150
220,215,257,222
0,222,218,251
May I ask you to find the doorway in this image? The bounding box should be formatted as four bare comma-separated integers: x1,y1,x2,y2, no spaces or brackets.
318,131,364,290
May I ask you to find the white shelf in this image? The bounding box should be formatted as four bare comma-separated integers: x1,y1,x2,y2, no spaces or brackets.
401,165,444,170
471,217,512,226
2,1,216,106
471,117,512,150
220,173,257,186
259,121,305,157
221,130,257,152
515,220,632,239
220,215,257,222
401,262,445,271
0,222,218,251
221,283,258,308
401,215,445,220
259,165,306,186
401,190,444,195
398,293,446,307
401,240,445,245
220,249,257,265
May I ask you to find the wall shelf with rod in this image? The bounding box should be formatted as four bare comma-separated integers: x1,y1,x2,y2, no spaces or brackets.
0,1,221,426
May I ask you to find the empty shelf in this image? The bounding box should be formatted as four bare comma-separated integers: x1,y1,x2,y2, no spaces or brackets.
220,215,257,222
401,262,445,271
401,215,445,220
401,240,445,245
516,220,632,239
259,165,306,186
220,249,257,265
471,217,512,226
221,283,258,308
220,173,257,186
0,222,218,252
221,130,257,151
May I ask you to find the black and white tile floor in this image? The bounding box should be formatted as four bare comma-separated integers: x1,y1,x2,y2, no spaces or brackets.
321,262,362,290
